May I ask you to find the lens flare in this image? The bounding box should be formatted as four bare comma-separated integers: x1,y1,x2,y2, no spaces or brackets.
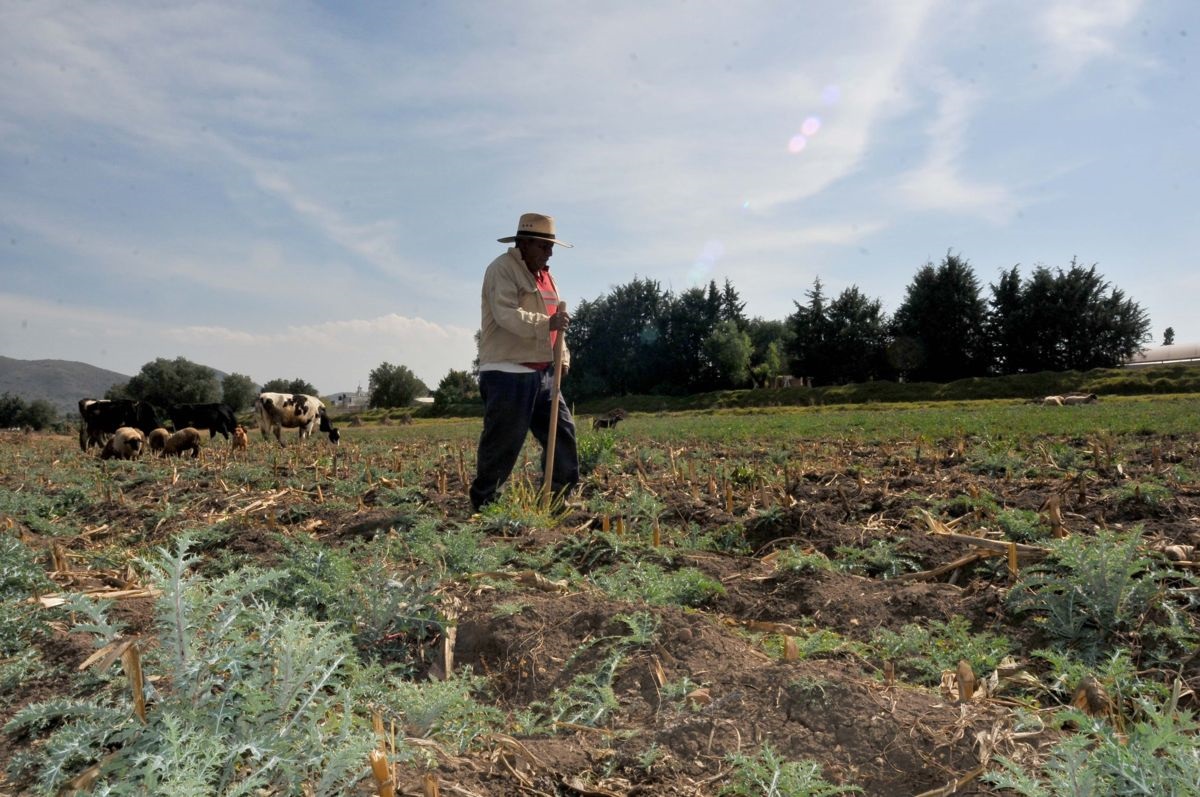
688,239,725,284
801,116,821,137
788,134,807,153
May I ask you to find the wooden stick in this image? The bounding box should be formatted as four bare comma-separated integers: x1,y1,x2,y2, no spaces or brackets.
541,301,568,510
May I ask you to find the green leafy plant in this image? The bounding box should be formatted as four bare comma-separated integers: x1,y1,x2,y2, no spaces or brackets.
577,430,619,474
593,560,725,607
1006,529,1195,664
984,693,1200,796
721,743,861,795
996,508,1050,542
775,547,835,574
6,536,377,795
872,616,1012,685
833,539,920,579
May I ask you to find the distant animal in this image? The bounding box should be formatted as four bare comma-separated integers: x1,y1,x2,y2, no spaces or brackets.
1041,395,1064,406
99,427,146,460
593,408,628,430
167,403,239,439
162,427,203,458
1062,393,1098,405
773,374,795,388
78,398,161,451
147,427,170,455
231,426,249,451
255,392,340,446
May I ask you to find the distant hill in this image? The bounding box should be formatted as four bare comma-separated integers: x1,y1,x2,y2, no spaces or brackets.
0,356,133,415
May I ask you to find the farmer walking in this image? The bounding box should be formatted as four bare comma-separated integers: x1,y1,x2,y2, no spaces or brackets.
469,213,579,511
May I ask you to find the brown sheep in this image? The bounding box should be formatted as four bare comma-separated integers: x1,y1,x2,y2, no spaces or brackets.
163,427,203,458
231,425,249,451
147,427,170,455
99,427,146,460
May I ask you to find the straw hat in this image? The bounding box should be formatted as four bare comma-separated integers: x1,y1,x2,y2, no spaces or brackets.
497,212,573,248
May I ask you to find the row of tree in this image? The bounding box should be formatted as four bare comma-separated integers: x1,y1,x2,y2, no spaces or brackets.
70,253,1154,416
0,393,61,430
104,359,320,413
560,254,1153,399
99,357,439,414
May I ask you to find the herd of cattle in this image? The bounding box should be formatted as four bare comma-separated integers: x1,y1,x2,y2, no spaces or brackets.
79,392,341,460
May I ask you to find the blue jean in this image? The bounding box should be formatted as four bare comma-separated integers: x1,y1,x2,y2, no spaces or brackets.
470,369,579,511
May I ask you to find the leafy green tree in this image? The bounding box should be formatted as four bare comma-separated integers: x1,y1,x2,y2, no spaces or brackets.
1163,327,1175,346
566,277,669,399
17,399,58,430
891,252,989,382
746,318,793,386
432,369,480,411
221,373,258,412
124,357,220,408
261,378,319,396
367,362,426,409
0,393,26,427
703,319,753,388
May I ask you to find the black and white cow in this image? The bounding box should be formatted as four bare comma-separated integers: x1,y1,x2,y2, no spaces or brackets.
255,392,340,446
78,399,161,451
167,403,238,439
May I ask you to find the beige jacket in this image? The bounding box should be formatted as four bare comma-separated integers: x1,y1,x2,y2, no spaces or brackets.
477,247,571,370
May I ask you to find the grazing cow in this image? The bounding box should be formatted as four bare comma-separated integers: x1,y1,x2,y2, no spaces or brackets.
231,426,249,451
593,408,628,430
78,399,161,451
99,427,146,460
163,427,203,458
255,393,340,446
147,427,170,455
167,403,238,439
1062,393,1098,405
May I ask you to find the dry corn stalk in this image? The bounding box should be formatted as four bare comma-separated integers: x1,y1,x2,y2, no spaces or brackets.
368,749,395,797
121,643,146,723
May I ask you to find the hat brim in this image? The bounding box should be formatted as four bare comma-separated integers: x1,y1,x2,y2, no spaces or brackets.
498,234,573,248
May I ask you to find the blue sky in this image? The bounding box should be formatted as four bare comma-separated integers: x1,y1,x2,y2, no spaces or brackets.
2,1,1196,394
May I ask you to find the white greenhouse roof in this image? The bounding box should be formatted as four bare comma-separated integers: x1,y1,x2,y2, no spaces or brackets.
1124,343,1200,366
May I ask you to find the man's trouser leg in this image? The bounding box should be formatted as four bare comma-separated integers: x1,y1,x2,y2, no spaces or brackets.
529,369,579,503
470,370,539,511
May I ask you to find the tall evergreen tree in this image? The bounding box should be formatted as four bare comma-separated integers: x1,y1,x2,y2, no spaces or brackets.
987,259,1151,372
891,253,989,382
824,287,891,383
787,278,830,383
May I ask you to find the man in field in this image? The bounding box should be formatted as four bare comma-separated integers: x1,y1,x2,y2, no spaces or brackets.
469,213,579,512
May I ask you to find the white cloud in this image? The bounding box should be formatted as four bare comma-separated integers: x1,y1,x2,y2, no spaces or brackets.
893,74,1019,223
1038,0,1144,75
